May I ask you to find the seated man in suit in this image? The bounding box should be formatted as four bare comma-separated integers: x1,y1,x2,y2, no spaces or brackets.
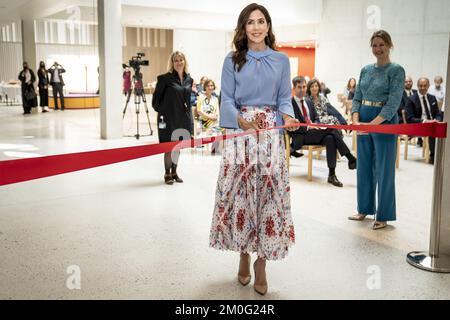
289,76,357,187
405,77,443,164
398,76,417,124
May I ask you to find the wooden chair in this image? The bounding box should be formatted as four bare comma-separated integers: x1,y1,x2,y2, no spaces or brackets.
191,106,205,152
423,137,430,163
400,110,429,163
285,132,326,181
192,106,224,154
337,94,351,122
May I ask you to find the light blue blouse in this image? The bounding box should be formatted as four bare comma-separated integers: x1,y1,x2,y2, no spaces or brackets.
219,47,294,129
352,63,405,121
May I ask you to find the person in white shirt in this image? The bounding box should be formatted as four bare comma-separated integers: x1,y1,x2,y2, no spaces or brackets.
429,76,445,112
48,61,66,110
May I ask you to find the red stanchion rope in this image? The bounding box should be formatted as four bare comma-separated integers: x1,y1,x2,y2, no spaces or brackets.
0,122,447,186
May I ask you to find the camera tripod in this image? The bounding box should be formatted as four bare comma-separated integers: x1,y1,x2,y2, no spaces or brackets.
122,86,153,140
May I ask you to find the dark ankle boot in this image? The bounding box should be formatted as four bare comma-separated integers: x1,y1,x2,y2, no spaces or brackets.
164,172,174,185
171,165,183,183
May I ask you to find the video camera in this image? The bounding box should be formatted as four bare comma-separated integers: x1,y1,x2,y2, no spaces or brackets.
128,52,149,71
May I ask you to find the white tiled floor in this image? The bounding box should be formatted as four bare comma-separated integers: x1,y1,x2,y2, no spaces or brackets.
0,106,449,299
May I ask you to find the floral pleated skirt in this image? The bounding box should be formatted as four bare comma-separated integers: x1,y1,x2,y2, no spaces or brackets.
209,106,295,261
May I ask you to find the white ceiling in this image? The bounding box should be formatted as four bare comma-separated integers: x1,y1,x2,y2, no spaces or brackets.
122,0,322,30
0,0,321,44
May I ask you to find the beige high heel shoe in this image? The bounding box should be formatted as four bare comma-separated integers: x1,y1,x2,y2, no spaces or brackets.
253,258,268,295
348,213,367,221
373,221,388,230
238,253,251,286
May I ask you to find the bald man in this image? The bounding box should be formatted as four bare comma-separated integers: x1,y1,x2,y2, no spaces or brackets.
405,77,443,164
398,76,417,123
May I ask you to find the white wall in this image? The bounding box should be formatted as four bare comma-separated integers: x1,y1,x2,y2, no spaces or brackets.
316,0,450,106
35,44,99,92
173,29,232,89
275,23,319,44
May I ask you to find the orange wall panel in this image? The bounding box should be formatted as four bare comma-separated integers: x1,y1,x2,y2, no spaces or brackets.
278,47,315,79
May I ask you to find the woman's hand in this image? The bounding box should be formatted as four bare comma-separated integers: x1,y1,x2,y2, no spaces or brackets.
283,115,300,132
237,115,259,131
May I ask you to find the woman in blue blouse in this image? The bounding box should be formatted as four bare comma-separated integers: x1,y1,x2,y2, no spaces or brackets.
209,3,298,295
349,30,405,230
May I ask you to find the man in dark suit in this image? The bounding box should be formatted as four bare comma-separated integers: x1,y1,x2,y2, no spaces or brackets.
398,76,417,123
48,61,66,110
288,76,357,187
405,77,443,164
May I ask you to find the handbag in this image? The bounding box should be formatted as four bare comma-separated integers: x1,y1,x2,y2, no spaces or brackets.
24,87,36,101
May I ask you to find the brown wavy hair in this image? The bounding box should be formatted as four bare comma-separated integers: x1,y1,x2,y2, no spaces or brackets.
232,3,277,72
306,79,321,98
347,77,357,90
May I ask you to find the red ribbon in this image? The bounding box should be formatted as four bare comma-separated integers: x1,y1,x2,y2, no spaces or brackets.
0,122,447,186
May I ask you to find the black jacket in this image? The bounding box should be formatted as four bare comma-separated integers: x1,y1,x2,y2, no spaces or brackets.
37,68,49,89
398,89,417,122
48,66,66,85
152,71,193,143
405,92,442,123
289,97,317,135
18,69,36,88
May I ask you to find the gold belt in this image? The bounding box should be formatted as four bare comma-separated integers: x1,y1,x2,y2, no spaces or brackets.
362,99,385,107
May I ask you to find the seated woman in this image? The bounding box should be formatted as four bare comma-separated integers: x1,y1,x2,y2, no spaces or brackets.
344,77,357,100
307,79,347,126
196,79,221,135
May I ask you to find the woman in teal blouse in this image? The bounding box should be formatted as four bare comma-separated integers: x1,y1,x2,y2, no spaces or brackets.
209,3,298,295
349,30,405,230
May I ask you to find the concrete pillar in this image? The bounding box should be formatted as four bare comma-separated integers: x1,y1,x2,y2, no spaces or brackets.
438,33,450,254
98,0,122,139
21,19,36,71
21,19,38,113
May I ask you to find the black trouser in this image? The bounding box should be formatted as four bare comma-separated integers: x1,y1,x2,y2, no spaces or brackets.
429,137,436,158
21,85,35,113
52,83,65,109
39,87,48,107
291,128,350,169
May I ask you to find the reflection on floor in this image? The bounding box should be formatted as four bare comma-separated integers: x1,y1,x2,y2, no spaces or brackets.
0,106,448,299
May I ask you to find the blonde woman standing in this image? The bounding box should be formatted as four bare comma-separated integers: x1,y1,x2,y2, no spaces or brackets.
152,51,193,185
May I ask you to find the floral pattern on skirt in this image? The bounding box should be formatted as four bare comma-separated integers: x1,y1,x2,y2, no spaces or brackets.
209,106,295,260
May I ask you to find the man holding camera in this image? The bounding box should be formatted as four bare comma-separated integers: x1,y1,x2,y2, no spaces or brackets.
48,61,66,111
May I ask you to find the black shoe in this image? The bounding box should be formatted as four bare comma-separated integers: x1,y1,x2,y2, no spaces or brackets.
328,175,343,187
42,109,48,113
61,108,65,111
417,138,423,147
348,158,357,170
54,108,59,110
164,174,174,185
429,156,435,165
290,151,304,158
171,173,184,183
